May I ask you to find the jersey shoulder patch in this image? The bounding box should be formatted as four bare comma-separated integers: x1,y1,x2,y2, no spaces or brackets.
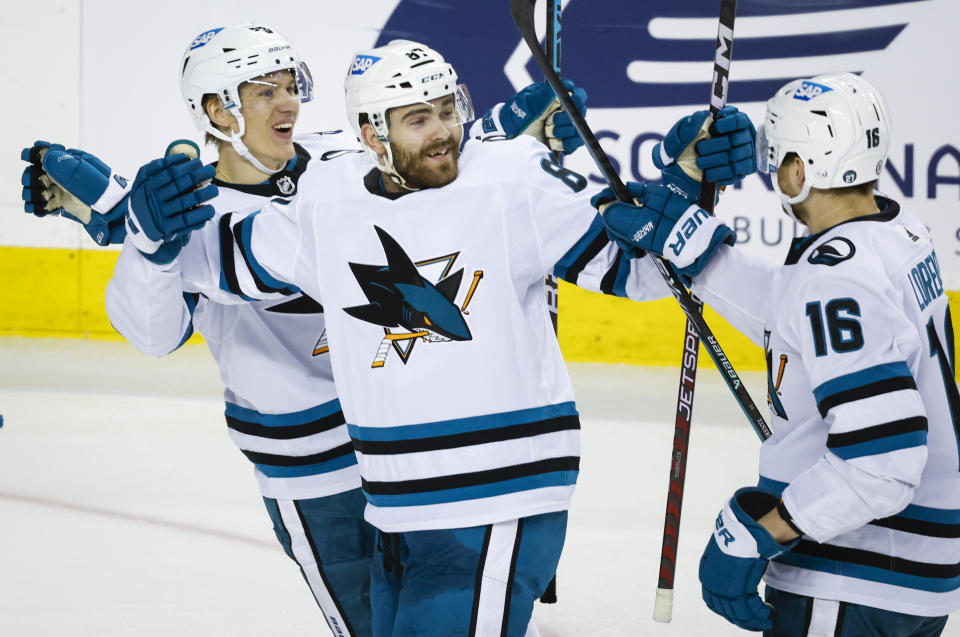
807,236,856,267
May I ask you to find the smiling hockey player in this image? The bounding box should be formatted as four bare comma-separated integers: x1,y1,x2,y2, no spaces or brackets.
598,72,960,636
119,38,753,635
19,27,596,637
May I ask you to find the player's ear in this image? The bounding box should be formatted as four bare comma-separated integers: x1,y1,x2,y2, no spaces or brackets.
205,97,238,135
782,154,805,191
361,123,386,158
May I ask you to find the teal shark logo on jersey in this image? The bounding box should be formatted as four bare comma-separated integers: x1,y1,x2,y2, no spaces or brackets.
345,226,484,368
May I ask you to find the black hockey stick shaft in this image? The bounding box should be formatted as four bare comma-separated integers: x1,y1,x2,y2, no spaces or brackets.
654,0,741,623
509,0,771,441
543,0,561,336
540,0,562,606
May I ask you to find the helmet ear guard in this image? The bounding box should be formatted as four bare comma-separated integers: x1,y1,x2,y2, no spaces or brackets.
180,24,312,174
757,72,891,217
343,39,474,190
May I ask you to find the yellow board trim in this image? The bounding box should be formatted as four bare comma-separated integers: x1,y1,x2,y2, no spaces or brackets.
3,246,960,379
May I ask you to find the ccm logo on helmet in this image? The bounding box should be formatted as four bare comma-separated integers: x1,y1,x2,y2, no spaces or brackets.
351,55,381,75
189,27,224,50
792,81,833,101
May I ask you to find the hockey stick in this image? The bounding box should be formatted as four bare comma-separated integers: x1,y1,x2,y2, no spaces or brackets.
509,0,771,442
543,0,562,335
540,0,562,605
653,0,740,623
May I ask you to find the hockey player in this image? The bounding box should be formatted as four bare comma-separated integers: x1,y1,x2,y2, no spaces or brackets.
20,26,593,637
598,72,959,635
113,39,756,635
23,24,375,637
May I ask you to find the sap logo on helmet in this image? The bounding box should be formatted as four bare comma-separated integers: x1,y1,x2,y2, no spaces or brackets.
792,81,833,102
189,27,224,51
351,55,381,75
842,170,857,183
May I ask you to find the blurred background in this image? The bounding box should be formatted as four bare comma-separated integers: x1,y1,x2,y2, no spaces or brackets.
2,0,957,369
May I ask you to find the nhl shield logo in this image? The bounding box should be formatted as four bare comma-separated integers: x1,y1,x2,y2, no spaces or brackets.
276,175,296,195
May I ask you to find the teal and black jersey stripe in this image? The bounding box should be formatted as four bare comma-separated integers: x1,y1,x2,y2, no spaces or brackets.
826,416,928,459
760,476,960,539
813,361,917,417
241,442,356,471
352,413,578,455
351,402,580,508
226,406,346,440
361,457,580,498
554,216,607,284
225,401,357,479
554,216,633,296
778,540,960,593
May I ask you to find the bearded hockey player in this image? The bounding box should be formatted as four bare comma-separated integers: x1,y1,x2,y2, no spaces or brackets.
19,27,594,637
102,37,754,635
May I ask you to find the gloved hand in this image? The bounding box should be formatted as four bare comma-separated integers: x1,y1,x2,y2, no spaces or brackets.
594,182,734,280
480,79,587,154
20,141,130,245
699,488,799,631
124,153,217,265
653,106,757,201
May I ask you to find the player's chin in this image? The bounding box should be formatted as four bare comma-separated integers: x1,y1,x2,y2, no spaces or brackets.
420,163,459,188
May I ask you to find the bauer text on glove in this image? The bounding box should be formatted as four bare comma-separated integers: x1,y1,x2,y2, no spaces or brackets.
597,182,734,279
699,488,800,632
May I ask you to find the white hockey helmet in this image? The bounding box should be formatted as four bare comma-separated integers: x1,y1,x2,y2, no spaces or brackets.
343,39,474,188
756,72,891,217
179,24,314,174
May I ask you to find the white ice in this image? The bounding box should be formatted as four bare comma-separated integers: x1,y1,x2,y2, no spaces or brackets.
0,338,955,636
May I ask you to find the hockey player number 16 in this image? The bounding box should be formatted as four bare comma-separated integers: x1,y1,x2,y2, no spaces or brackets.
805,298,863,356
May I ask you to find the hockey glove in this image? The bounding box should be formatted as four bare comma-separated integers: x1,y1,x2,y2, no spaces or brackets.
699,488,799,631
480,79,587,154
653,106,758,201
595,182,734,280
124,153,217,265
21,141,130,246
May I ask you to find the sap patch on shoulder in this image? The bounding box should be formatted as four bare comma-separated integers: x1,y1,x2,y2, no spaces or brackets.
808,237,855,266
350,55,381,75
793,81,833,101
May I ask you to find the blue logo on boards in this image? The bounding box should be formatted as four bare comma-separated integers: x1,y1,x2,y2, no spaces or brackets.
793,81,834,101
189,27,224,50
351,55,381,75
378,0,922,109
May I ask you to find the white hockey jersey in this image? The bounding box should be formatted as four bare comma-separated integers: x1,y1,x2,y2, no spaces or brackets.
179,131,670,531
694,198,960,616
105,133,360,500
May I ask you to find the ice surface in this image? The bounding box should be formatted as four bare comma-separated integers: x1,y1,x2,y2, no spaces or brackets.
0,338,955,636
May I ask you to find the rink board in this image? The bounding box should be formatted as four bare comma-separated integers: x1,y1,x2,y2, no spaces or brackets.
3,245,958,375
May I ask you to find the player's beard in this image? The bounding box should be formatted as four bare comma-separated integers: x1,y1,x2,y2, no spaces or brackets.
393,137,461,189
